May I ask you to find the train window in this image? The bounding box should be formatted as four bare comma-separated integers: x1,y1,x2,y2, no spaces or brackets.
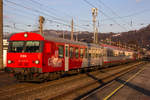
65,46,68,57
75,47,79,58
95,53,97,58
118,52,121,56
122,52,125,56
128,53,131,56
70,47,73,58
58,45,64,58
9,41,24,52
93,53,95,58
85,48,88,58
107,49,113,57
80,48,84,58
96,53,98,58
89,53,92,58
109,50,111,57
9,41,41,53
99,53,102,57
25,41,40,52
110,50,113,57
103,49,107,57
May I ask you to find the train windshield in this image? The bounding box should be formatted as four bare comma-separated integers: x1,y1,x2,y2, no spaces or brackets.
8,41,42,53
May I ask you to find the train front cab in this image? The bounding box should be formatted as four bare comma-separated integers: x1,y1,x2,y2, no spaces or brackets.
7,32,44,77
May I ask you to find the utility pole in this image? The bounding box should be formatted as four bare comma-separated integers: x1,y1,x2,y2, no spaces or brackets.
92,8,98,44
71,19,74,41
109,33,112,45
39,16,45,35
76,32,78,41
109,38,111,45
95,28,98,44
0,0,3,69
124,43,126,49
63,31,64,39
76,31,80,41
118,41,121,48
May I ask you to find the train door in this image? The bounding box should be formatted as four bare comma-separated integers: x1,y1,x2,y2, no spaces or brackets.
65,44,69,71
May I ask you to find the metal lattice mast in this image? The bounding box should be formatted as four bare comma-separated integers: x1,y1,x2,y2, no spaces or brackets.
92,8,98,44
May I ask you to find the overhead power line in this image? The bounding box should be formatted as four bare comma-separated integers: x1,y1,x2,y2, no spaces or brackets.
28,0,91,30
97,0,129,24
29,0,73,19
5,0,90,31
3,24,27,32
107,9,150,19
79,8,150,23
5,0,69,23
83,0,128,31
4,2,38,17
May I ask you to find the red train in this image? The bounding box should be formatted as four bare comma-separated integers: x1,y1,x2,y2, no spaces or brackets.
6,32,137,81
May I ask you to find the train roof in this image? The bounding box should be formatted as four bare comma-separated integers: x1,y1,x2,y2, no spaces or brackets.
101,43,134,52
44,34,102,48
9,32,102,49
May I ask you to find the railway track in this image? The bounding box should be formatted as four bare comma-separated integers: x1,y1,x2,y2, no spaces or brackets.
46,61,146,100
0,61,146,100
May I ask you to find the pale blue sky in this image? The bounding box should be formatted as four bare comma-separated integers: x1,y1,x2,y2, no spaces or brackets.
3,0,150,34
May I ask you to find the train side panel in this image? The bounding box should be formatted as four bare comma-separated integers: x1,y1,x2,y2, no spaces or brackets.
42,41,65,72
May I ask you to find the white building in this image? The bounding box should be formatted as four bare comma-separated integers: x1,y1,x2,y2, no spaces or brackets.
3,39,8,68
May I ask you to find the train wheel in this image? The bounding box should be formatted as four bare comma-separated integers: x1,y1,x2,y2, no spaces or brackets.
15,73,22,80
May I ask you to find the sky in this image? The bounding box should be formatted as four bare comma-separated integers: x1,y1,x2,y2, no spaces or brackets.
3,0,150,34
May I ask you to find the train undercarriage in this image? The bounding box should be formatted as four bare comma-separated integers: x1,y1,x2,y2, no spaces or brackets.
6,60,136,82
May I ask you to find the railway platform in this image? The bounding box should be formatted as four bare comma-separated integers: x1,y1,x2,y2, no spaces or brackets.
83,63,150,100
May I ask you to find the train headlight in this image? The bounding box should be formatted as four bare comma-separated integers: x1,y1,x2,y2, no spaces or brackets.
35,60,39,64
24,33,28,37
8,60,12,64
